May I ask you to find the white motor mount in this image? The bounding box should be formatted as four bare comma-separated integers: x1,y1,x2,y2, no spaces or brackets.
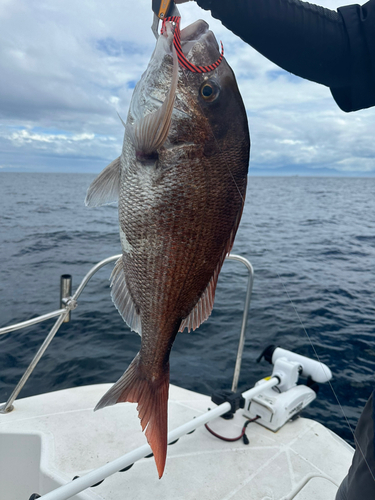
271,347,332,383
243,347,332,432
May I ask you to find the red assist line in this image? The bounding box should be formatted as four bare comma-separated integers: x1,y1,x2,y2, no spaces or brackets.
161,16,224,73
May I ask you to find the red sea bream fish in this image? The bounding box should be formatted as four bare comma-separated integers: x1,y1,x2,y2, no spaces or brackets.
85,18,250,478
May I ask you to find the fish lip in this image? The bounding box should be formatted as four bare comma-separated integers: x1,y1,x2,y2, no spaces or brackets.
179,20,219,57
180,20,209,43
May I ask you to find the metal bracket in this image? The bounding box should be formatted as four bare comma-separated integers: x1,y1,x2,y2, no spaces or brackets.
62,298,78,311
151,1,180,39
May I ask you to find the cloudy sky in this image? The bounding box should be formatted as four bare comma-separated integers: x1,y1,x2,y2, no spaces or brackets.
1,0,374,176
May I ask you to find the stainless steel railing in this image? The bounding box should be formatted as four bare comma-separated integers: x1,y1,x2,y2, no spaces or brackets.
227,255,254,392
0,253,253,414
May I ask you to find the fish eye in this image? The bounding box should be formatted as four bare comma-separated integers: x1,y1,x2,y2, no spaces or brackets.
199,80,220,102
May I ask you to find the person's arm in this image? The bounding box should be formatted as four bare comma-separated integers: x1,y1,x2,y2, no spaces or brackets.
335,391,375,500
180,0,375,112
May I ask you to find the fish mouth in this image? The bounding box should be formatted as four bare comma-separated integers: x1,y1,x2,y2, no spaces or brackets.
179,20,220,60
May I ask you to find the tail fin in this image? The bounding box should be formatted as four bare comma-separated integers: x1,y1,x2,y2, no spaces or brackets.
94,354,169,478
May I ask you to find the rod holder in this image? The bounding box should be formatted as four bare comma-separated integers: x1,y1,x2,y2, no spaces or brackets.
60,275,72,323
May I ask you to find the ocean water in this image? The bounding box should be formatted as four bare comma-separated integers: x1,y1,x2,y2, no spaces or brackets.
1,172,374,446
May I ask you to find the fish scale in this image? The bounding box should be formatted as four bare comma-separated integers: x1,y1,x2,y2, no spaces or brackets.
86,18,250,479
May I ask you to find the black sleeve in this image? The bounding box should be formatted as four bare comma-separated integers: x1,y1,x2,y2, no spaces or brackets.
335,391,375,500
195,0,375,112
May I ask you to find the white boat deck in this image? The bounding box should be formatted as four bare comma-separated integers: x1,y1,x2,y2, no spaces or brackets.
0,383,353,500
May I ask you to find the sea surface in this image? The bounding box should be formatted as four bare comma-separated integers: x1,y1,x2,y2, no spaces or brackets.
1,172,375,446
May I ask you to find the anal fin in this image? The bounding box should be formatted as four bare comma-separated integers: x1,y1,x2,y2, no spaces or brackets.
179,200,246,333
179,265,220,333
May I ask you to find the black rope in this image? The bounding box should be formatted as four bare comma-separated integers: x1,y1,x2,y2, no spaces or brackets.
205,416,260,444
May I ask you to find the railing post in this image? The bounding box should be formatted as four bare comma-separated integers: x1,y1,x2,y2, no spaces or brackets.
226,255,254,393
60,275,72,323
0,309,70,413
0,255,121,413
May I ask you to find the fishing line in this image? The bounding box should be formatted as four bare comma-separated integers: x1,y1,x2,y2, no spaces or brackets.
277,271,375,483
161,19,373,480
162,16,246,207
172,13,373,473
179,71,247,207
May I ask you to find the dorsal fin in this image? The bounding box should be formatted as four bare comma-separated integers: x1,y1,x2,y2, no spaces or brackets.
110,258,142,335
85,157,121,207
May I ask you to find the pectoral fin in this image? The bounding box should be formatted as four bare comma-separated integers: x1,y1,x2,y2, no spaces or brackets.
127,46,178,154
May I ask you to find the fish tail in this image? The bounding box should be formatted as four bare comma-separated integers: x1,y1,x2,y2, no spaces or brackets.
94,353,169,479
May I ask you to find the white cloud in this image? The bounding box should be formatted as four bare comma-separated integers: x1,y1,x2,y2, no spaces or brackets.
9,130,96,145
0,0,374,174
